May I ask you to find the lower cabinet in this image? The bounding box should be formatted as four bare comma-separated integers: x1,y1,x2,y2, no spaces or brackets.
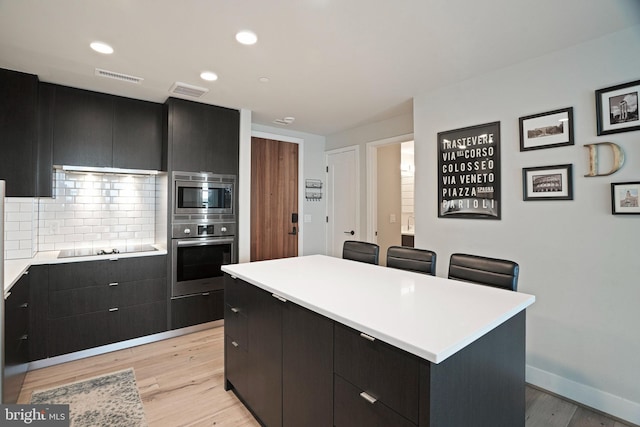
45,255,168,357
170,290,224,330
224,274,334,427
3,272,30,403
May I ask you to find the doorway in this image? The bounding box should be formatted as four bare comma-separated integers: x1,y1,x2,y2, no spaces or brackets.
250,136,299,261
366,134,414,265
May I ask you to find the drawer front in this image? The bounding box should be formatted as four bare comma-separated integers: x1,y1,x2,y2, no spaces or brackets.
334,323,420,423
224,274,248,312
171,290,224,329
49,260,110,291
49,277,166,318
48,255,167,291
334,375,416,427
225,334,248,395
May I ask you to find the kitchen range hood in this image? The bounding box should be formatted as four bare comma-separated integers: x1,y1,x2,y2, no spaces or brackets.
54,165,159,176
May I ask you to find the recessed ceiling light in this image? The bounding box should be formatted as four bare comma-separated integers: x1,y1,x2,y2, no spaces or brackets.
236,30,258,45
90,41,114,54
200,71,218,81
259,77,270,83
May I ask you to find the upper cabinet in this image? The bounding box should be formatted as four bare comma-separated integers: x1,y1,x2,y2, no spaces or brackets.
41,84,163,170
165,97,239,174
0,68,38,197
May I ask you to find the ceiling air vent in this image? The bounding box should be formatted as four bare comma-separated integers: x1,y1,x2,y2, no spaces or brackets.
95,68,143,84
169,82,209,98
273,116,295,126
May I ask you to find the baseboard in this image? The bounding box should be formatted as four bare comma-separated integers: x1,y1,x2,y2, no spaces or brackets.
526,365,640,426
28,320,224,371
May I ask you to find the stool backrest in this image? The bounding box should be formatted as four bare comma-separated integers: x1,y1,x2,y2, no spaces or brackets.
342,240,380,265
386,246,436,275
448,253,519,291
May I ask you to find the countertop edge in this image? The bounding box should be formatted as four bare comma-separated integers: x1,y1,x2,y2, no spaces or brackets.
4,248,168,297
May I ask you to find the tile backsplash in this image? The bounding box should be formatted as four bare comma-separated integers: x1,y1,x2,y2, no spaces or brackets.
3,170,159,260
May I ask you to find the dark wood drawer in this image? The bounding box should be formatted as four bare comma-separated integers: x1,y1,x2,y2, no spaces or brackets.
334,323,420,424
224,274,248,313
334,374,416,427
49,255,166,291
49,277,166,318
225,334,248,395
171,290,224,329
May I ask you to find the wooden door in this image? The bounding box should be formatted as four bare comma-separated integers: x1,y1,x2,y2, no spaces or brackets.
251,137,298,261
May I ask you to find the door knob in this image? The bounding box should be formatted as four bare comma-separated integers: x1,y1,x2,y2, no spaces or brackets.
343,230,355,235
288,226,297,235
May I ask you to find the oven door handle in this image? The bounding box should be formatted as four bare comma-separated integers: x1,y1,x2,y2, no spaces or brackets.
177,239,234,247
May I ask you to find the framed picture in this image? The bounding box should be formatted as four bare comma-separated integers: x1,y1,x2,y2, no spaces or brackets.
611,181,640,215
437,121,501,219
522,164,573,201
595,80,640,135
519,107,573,151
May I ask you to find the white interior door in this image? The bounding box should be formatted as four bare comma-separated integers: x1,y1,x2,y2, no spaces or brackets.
326,147,359,257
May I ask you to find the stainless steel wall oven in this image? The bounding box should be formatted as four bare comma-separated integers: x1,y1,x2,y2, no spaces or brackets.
170,172,237,298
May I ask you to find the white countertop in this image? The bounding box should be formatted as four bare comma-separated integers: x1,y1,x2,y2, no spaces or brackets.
222,254,535,364
3,247,167,297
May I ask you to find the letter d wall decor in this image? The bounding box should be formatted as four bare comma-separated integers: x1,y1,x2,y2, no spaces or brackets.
583,142,625,177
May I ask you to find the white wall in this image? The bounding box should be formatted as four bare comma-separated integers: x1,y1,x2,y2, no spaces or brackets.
326,113,414,237
414,26,640,423
251,124,327,257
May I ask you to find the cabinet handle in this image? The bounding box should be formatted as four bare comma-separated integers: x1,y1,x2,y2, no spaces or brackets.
231,341,239,347
360,332,376,342
202,292,210,296
20,302,29,309
23,271,29,276
108,282,119,287
271,293,287,303
231,275,237,280
109,258,119,261
359,391,377,404
109,307,119,312
20,334,29,341
231,307,240,313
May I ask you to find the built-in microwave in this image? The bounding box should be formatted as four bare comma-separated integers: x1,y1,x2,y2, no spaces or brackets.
173,171,235,215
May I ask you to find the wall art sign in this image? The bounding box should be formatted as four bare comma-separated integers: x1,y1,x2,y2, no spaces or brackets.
519,107,574,151
522,164,573,201
611,181,640,215
437,121,501,219
595,79,640,135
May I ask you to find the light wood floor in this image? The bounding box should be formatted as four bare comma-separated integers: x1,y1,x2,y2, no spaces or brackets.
18,326,635,427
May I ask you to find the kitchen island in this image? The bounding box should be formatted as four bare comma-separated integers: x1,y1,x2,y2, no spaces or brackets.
222,254,535,427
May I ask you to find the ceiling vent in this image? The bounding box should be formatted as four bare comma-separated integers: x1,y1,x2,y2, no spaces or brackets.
95,68,143,84
273,116,295,126
169,82,209,98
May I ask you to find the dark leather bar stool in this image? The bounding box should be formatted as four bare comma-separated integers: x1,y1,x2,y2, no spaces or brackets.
448,253,519,291
386,246,436,276
342,240,380,265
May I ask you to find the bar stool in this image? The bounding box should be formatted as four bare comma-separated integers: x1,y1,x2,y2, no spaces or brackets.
386,246,436,275
342,240,380,265
448,253,519,291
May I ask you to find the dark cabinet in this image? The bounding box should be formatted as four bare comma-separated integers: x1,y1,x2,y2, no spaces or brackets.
28,265,49,361
402,234,415,248
46,255,168,357
165,97,239,173
170,291,224,330
43,84,163,170
334,323,421,425
3,272,30,403
224,275,334,427
113,96,163,170
0,68,38,197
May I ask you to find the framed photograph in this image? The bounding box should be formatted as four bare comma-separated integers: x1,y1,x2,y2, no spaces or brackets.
522,164,573,201
595,80,640,135
611,182,640,215
437,121,501,219
519,107,574,151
